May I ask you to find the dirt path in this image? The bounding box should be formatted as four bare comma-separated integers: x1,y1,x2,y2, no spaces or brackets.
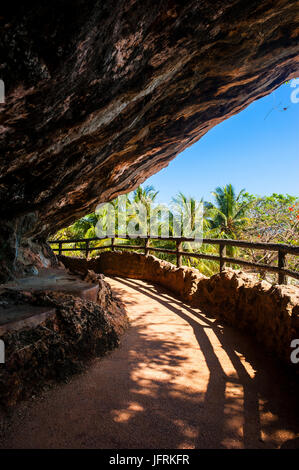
1,277,299,449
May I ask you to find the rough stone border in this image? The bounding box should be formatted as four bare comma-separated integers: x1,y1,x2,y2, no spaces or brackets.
60,252,299,365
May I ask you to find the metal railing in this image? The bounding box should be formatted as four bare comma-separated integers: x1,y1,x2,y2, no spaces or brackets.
48,235,299,285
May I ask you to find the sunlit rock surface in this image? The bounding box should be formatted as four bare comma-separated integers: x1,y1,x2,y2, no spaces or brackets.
0,1,298,278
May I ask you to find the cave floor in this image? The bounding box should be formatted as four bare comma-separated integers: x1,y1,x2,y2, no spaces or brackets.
0,276,298,449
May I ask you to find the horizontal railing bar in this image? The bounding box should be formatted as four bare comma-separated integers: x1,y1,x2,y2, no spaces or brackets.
53,246,113,252
281,268,299,281
113,235,298,253
114,245,145,250
48,235,299,255
89,245,113,251
179,250,220,262
52,245,113,252
55,247,84,252
222,256,280,272
148,247,176,255
178,251,282,270
149,250,299,280
49,236,299,282
52,244,144,252
202,239,298,254
49,237,101,244
148,248,220,262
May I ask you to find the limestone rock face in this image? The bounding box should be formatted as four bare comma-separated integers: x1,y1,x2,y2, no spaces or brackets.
0,1,299,278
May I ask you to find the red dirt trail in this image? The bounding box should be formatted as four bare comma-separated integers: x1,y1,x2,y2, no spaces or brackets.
0,276,299,449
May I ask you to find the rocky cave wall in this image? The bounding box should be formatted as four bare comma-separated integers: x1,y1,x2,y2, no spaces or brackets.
0,1,299,280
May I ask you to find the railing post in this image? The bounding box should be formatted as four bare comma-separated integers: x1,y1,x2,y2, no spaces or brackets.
145,238,150,256
85,240,89,258
111,237,115,252
176,240,182,268
219,243,225,272
278,249,286,284
58,241,62,257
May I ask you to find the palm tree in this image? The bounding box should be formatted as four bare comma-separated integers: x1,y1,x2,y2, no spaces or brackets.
171,192,210,237
208,184,251,237
169,192,218,273
129,185,159,236
207,184,251,256
132,185,159,207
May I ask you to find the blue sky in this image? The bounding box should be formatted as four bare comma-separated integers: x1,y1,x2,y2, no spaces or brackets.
146,82,299,203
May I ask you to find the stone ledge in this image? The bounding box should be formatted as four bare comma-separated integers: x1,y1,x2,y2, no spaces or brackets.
0,270,129,407
0,305,56,334
1,267,100,303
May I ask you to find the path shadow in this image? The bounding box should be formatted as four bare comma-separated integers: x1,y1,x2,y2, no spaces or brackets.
1,275,298,449
113,276,299,449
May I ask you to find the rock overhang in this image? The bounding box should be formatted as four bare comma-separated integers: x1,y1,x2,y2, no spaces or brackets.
0,0,298,278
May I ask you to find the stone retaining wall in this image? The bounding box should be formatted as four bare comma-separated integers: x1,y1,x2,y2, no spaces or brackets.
60,252,299,364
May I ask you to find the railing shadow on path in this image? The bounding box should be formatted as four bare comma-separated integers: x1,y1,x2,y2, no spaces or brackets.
1,275,298,449
112,276,299,449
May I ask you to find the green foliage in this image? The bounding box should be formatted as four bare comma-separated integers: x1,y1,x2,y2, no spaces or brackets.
51,184,298,279
207,184,252,238
243,193,299,243
241,193,299,273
